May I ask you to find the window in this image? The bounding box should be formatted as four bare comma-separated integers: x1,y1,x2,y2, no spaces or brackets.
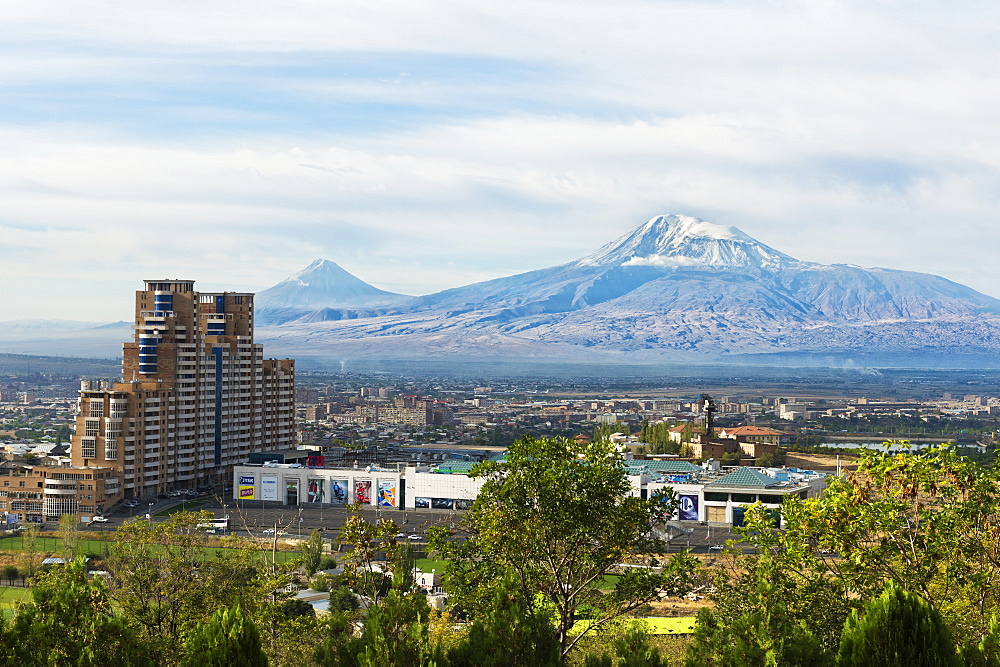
81,437,97,459
732,493,756,503
89,402,104,418
704,492,728,502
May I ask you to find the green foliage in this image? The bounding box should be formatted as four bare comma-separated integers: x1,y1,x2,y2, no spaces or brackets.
6,558,153,666
612,622,663,667
300,528,325,577
182,605,267,667
447,574,561,666
433,436,696,659
837,581,960,667
685,547,836,667
3,564,18,586
329,582,361,612
962,615,1000,666
337,503,401,608
279,598,315,619
786,444,1000,637
348,589,446,667
104,511,286,663
720,451,742,467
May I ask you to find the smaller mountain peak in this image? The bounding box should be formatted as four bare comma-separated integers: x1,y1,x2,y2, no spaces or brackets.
256,259,409,314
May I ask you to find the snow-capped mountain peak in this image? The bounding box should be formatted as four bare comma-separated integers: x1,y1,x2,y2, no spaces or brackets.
576,214,802,272
255,259,408,314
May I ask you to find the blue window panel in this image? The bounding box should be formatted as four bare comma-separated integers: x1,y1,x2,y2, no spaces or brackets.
215,296,225,314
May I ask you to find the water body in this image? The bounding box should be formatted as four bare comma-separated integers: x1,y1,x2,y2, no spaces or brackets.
819,442,984,451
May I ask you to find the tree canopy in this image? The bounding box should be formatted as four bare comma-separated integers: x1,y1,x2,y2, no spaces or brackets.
433,435,696,658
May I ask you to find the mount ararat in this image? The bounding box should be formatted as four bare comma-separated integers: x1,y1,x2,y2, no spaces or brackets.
254,215,1000,367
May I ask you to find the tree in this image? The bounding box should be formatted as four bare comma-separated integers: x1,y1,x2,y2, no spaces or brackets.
837,581,960,666
447,573,561,666
3,564,18,587
19,526,39,582
104,511,287,663
182,605,267,667
58,512,80,562
300,529,325,578
356,589,443,667
782,443,1000,640
433,436,696,659
337,504,401,609
6,558,152,665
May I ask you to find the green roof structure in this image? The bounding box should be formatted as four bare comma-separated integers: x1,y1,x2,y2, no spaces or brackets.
705,467,779,488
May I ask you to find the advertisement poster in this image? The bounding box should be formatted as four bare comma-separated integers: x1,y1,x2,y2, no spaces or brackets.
377,480,397,507
239,475,256,500
454,498,473,510
355,480,371,505
431,498,453,510
261,476,278,501
307,478,325,503
415,497,430,508
678,494,699,521
329,480,349,505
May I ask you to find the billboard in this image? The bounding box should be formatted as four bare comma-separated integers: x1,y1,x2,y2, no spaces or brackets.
678,494,699,521
377,480,397,507
261,476,278,501
355,480,371,505
239,475,256,500
454,498,473,510
415,497,430,508
431,498,453,510
307,478,325,504
329,479,349,505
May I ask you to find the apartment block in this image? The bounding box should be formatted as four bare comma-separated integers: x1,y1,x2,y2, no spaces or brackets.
70,279,295,501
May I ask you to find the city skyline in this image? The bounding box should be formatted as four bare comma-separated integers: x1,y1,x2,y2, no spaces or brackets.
3,2,1000,321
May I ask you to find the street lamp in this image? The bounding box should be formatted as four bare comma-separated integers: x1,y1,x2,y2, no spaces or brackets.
147,502,153,523
297,507,303,538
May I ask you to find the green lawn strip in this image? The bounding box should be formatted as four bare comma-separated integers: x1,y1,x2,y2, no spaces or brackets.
0,586,32,609
0,535,299,564
570,616,698,636
414,558,448,573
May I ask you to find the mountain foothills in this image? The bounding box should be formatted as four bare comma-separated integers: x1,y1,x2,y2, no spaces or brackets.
3,214,999,367
254,214,1000,367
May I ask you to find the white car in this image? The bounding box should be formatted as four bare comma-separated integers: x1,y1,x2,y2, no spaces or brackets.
708,544,724,552
91,516,109,523
408,534,422,541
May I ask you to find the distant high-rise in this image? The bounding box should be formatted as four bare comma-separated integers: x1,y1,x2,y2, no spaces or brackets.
71,279,295,500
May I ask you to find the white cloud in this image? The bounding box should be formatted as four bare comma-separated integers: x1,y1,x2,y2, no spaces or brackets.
1,1,1000,319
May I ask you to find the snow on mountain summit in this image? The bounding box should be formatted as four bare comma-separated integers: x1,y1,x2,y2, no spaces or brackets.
577,214,802,272
255,259,407,312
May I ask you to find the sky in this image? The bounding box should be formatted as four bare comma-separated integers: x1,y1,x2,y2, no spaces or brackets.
4,1,1000,321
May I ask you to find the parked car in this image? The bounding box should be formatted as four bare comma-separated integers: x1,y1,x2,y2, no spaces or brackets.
92,516,109,523
708,544,724,552
408,534,422,541
124,500,140,508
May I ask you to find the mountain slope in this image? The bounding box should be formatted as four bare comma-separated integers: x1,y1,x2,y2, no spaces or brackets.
255,214,1000,365
255,259,409,324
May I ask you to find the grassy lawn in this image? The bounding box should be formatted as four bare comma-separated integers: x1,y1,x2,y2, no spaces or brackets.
0,534,299,564
414,558,447,573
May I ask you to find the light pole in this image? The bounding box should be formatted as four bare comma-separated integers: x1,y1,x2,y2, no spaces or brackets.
297,507,303,538
147,502,153,523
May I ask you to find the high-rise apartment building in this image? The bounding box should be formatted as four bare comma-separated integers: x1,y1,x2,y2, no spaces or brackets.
70,279,295,502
